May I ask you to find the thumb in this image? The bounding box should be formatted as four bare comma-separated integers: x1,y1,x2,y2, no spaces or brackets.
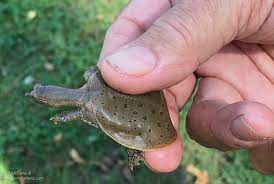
100,0,272,94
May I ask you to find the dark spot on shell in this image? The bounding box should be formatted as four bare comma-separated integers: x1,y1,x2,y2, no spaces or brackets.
129,120,131,123
157,123,161,127
139,133,142,136
138,103,143,107
114,106,117,108
113,96,116,99
124,104,128,108
107,107,110,110
148,140,151,143
162,104,165,107
113,113,116,115
101,117,104,119
148,129,151,132
151,110,155,114
160,112,164,115
160,135,163,138
134,119,137,122
143,116,147,120
122,116,124,119
101,102,104,105
134,127,137,130
133,111,138,115
100,93,104,95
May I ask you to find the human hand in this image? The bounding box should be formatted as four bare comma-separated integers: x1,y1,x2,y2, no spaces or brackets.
98,0,274,173
187,42,274,175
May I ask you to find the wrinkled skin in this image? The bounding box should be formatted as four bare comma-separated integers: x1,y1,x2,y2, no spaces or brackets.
97,0,274,174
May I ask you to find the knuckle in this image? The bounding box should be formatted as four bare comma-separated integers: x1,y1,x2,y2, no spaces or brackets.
119,16,146,33
155,7,194,50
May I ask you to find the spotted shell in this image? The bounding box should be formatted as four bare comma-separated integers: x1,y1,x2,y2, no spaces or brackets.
85,67,177,151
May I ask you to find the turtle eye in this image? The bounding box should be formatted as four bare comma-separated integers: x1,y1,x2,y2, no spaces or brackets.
39,98,46,103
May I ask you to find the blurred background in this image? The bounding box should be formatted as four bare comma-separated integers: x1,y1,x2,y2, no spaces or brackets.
0,0,274,183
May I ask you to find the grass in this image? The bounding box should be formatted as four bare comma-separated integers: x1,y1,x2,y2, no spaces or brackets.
0,0,274,183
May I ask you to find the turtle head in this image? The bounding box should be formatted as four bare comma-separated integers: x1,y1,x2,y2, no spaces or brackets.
25,84,86,107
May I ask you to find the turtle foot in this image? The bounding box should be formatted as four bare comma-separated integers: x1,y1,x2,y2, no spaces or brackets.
128,149,144,171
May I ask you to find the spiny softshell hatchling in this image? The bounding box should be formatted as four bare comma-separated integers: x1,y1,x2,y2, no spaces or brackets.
25,66,177,170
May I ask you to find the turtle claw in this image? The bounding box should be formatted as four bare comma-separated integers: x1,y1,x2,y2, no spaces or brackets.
50,114,70,124
49,116,61,124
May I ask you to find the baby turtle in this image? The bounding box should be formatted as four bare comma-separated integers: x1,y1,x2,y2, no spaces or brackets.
25,66,177,170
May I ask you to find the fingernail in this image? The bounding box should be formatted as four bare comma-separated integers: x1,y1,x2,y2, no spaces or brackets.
104,46,157,76
231,115,269,141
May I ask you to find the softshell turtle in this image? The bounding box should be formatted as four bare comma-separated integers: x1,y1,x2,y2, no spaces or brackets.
25,66,177,170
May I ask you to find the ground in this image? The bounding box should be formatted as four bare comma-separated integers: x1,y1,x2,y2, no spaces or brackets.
0,0,273,183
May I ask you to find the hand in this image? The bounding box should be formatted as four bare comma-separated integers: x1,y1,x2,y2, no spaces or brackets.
188,42,274,175
98,0,274,173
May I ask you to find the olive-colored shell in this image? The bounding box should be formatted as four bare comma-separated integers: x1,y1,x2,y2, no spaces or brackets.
85,68,177,151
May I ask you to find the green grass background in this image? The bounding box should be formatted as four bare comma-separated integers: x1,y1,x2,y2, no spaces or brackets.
0,0,274,183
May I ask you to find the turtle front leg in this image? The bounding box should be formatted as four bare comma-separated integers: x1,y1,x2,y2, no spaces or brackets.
50,109,99,128
50,110,83,123
128,149,144,171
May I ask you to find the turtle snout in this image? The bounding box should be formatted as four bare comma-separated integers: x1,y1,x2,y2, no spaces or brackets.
25,84,46,102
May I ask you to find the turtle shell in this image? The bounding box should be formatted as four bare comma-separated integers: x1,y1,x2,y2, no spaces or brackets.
85,68,177,151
